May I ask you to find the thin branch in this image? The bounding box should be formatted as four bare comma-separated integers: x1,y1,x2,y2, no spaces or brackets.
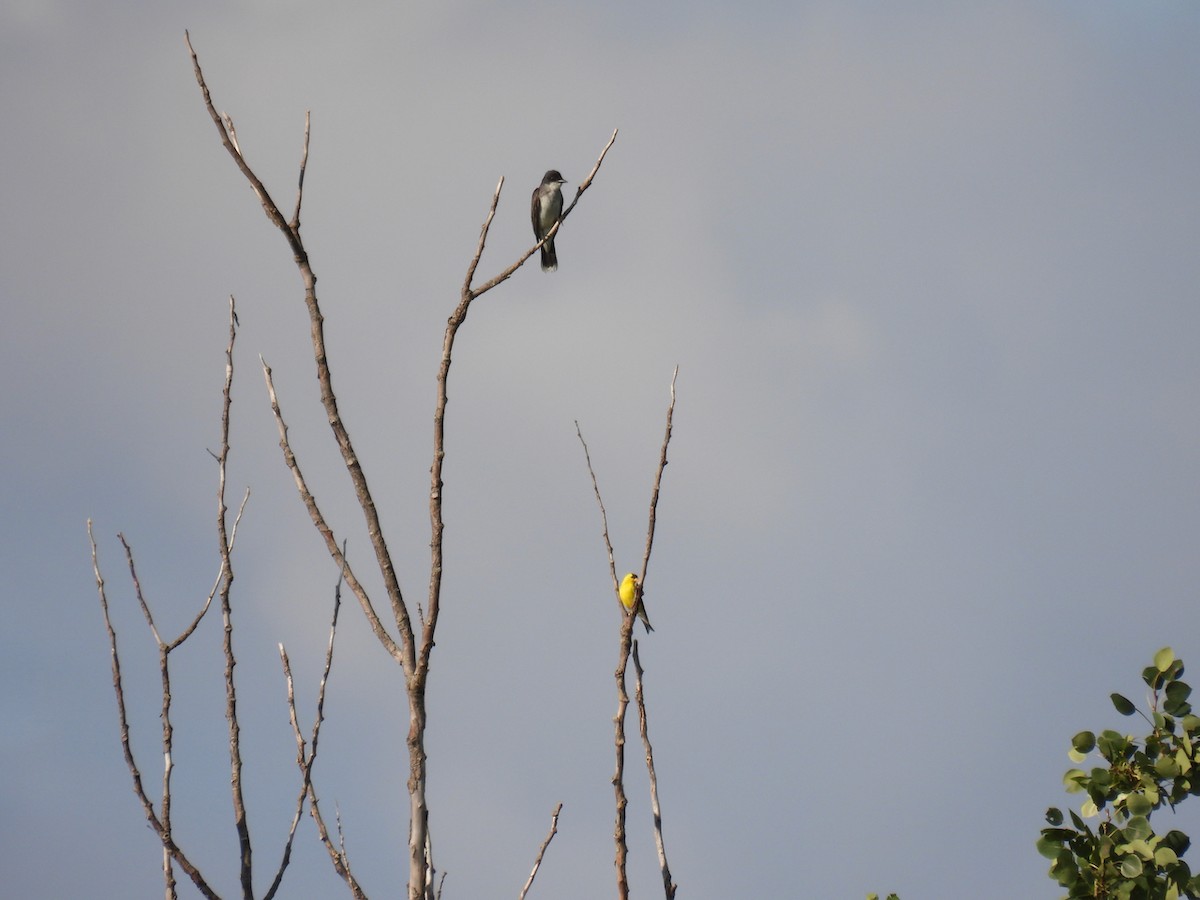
576,419,634,898
90,523,220,900
271,545,367,900
188,31,414,669
291,111,311,230
639,366,679,586
576,421,633,897
578,368,681,900
460,176,503,299
187,32,294,242
518,803,563,900
273,644,307,900
632,643,676,899
215,294,254,899
119,533,180,899
89,296,259,899
334,803,364,897
173,486,249,651
260,356,403,664
561,128,619,221
575,421,618,588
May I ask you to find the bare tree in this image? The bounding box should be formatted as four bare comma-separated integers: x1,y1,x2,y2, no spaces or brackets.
182,30,617,899
93,32,695,900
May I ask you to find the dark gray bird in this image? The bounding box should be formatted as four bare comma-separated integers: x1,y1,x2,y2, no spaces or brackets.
531,170,566,272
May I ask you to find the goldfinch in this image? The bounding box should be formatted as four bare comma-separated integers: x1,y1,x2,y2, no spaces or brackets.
619,572,654,633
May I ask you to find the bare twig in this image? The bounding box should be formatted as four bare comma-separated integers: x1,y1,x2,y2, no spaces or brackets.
291,111,311,230
612,615,635,900
214,295,255,900
89,298,261,899
269,546,365,899
460,176,504,299
518,803,564,900
577,420,633,897
274,644,306,898
575,421,618,587
632,643,676,898
90,523,221,900
638,366,679,587
260,356,402,663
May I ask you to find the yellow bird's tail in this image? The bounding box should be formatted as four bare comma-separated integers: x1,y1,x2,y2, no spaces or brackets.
619,572,654,633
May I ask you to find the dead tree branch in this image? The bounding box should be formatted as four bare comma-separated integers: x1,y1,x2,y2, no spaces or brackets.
632,643,677,898
187,31,414,666
270,546,366,899
87,298,254,900
577,368,680,899
187,31,616,897
260,357,402,663
216,295,255,899
518,803,563,900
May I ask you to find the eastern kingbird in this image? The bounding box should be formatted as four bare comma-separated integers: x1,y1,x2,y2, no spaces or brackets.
531,170,566,272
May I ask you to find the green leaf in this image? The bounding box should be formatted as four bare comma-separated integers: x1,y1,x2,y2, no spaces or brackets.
1125,815,1152,840
1097,730,1132,761
1112,693,1137,716
1038,834,1065,858
1120,837,1153,859
1157,755,1182,778
1156,647,1177,672
1072,731,1096,754
1156,846,1180,866
1120,854,1144,878
1050,849,1080,886
1162,829,1191,855
1064,768,1087,792
1166,681,1193,717
1126,793,1153,816
1045,807,1064,826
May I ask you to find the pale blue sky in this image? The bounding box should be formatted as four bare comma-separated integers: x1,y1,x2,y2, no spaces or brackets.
3,2,1199,897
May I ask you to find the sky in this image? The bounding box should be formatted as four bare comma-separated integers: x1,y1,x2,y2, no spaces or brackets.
3,2,1200,898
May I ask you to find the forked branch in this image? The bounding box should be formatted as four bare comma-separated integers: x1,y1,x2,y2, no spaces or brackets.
88,298,251,900
272,548,366,900
186,31,415,671
577,367,680,899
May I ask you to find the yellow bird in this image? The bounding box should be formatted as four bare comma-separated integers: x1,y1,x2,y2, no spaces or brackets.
619,572,654,633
